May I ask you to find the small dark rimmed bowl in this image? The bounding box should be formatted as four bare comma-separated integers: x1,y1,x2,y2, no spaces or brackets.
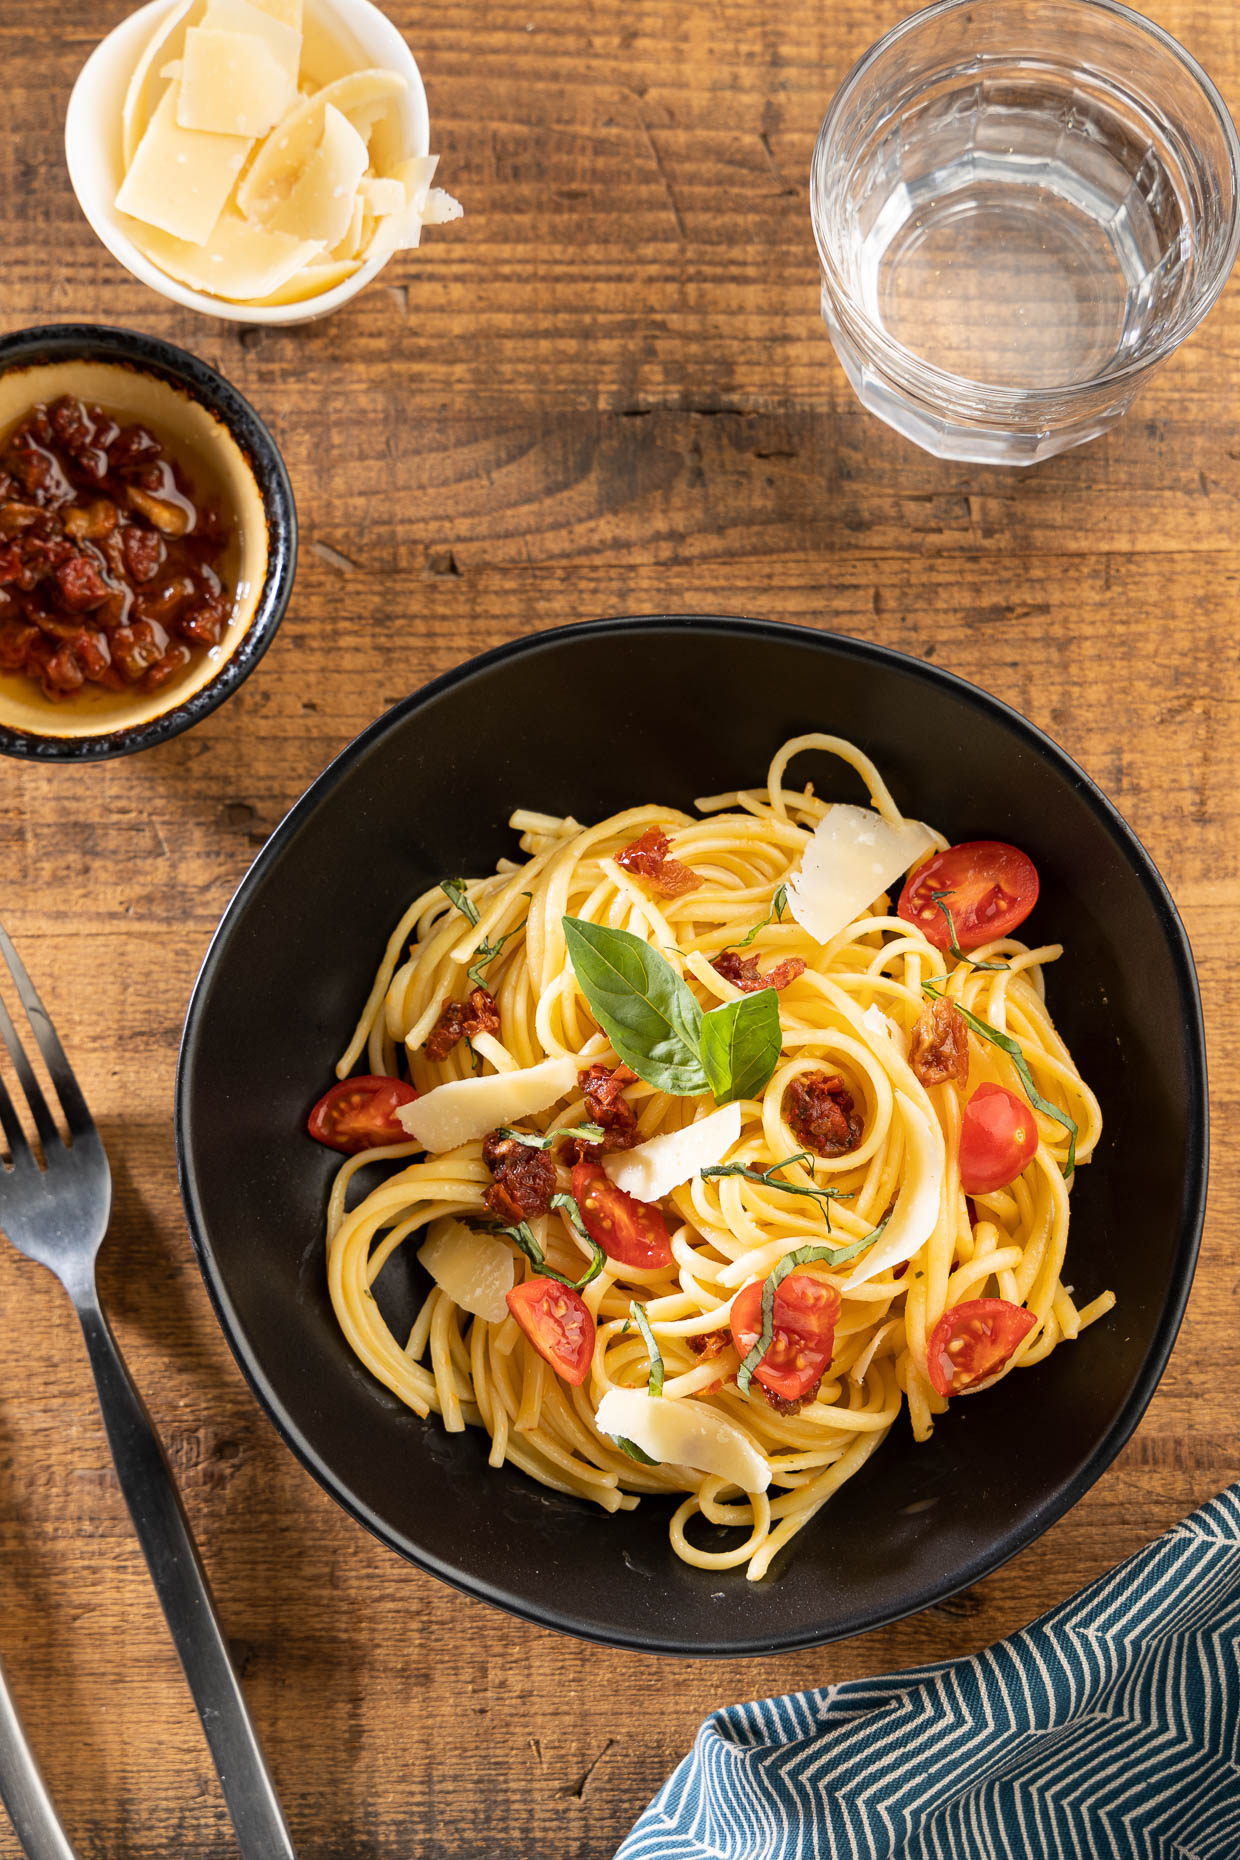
0,324,296,761
177,618,1208,1655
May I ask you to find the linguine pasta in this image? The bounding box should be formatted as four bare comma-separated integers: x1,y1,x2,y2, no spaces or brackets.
321,735,1108,1581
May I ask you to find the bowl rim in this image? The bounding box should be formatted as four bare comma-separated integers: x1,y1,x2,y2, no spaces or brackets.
176,615,1210,1655
0,322,297,762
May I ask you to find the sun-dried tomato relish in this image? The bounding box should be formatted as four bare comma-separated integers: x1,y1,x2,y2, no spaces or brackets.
0,397,233,702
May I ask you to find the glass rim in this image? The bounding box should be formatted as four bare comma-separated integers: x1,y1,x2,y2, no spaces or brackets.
810,0,1240,408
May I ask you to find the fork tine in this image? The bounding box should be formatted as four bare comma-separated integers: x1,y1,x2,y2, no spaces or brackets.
0,1059,35,1170
0,977,62,1155
0,918,94,1141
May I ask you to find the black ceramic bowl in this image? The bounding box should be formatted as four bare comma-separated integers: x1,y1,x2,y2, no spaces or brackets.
0,324,296,761
177,618,1207,1655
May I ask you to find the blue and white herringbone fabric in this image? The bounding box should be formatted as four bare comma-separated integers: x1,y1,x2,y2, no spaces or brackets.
617,1485,1240,1860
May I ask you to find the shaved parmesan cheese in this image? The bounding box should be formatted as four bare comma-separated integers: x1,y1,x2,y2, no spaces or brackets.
236,69,405,224
366,154,438,260
124,207,323,299
422,188,464,226
203,0,302,81
113,1,453,308
248,0,301,26
786,805,934,947
604,1103,742,1204
177,29,294,138
266,103,369,246
393,154,440,201
842,1093,945,1290
116,82,251,244
397,1055,576,1154
121,0,196,167
418,1220,514,1324
595,1390,771,1492
331,194,366,259
358,175,404,216
251,257,360,305
860,1003,909,1060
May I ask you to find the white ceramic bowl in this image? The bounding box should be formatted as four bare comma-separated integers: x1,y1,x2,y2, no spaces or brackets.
65,0,430,326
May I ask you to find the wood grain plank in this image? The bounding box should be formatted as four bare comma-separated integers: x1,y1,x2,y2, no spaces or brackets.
2,0,1240,1852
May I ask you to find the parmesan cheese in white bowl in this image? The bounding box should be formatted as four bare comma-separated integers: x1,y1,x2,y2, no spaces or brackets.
66,0,460,324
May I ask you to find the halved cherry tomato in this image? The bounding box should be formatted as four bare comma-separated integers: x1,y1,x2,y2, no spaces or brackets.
898,841,1039,951
506,1277,595,1385
926,1297,1036,1397
307,1075,418,1154
959,1082,1038,1194
572,1161,673,1272
729,1271,840,1402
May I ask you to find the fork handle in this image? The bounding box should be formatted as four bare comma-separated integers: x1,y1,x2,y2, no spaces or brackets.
74,1294,296,1860
0,1658,77,1860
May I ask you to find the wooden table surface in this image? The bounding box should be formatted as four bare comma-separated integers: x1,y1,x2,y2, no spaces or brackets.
2,0,1238,1853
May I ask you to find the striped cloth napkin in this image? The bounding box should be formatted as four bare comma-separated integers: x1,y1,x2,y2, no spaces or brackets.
616,1485,1240,1859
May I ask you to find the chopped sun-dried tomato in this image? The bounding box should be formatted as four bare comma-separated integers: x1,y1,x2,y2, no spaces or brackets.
424,986,501,1061
687,1329,730,1360
711,950,807,993
55,552,110,612
481,1130,556,1223
761,1377,823,1416
785,1072,863,1158
909,996,970,1089
615,827,703,898
0,395,232,701
577,1061,640,1153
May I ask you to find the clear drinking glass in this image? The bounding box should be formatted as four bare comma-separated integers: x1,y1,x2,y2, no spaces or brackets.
811,0,1240,464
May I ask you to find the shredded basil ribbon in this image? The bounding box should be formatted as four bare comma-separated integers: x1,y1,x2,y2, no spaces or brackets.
922,983,1077,1180
466,892,533,990
486,1203,604,1292
929,890,1008,973
562,916,783,1104
735,1219,891,1396
629,1298,664,1397
440,877,479,926
613,1434,659,1466
725,883,788,953
495,1123,605,1150
700,1151,852,1229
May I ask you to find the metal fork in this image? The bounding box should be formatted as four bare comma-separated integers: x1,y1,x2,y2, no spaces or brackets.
0,1657,76,1860
0,919,295,1860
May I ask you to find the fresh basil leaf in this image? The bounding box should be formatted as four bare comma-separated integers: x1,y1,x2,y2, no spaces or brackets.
440,878,479,926
629,1298,664,1397
699,987,782,1104
921,983,1077,1179
562,917,707,1095
612,1434,660,1466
